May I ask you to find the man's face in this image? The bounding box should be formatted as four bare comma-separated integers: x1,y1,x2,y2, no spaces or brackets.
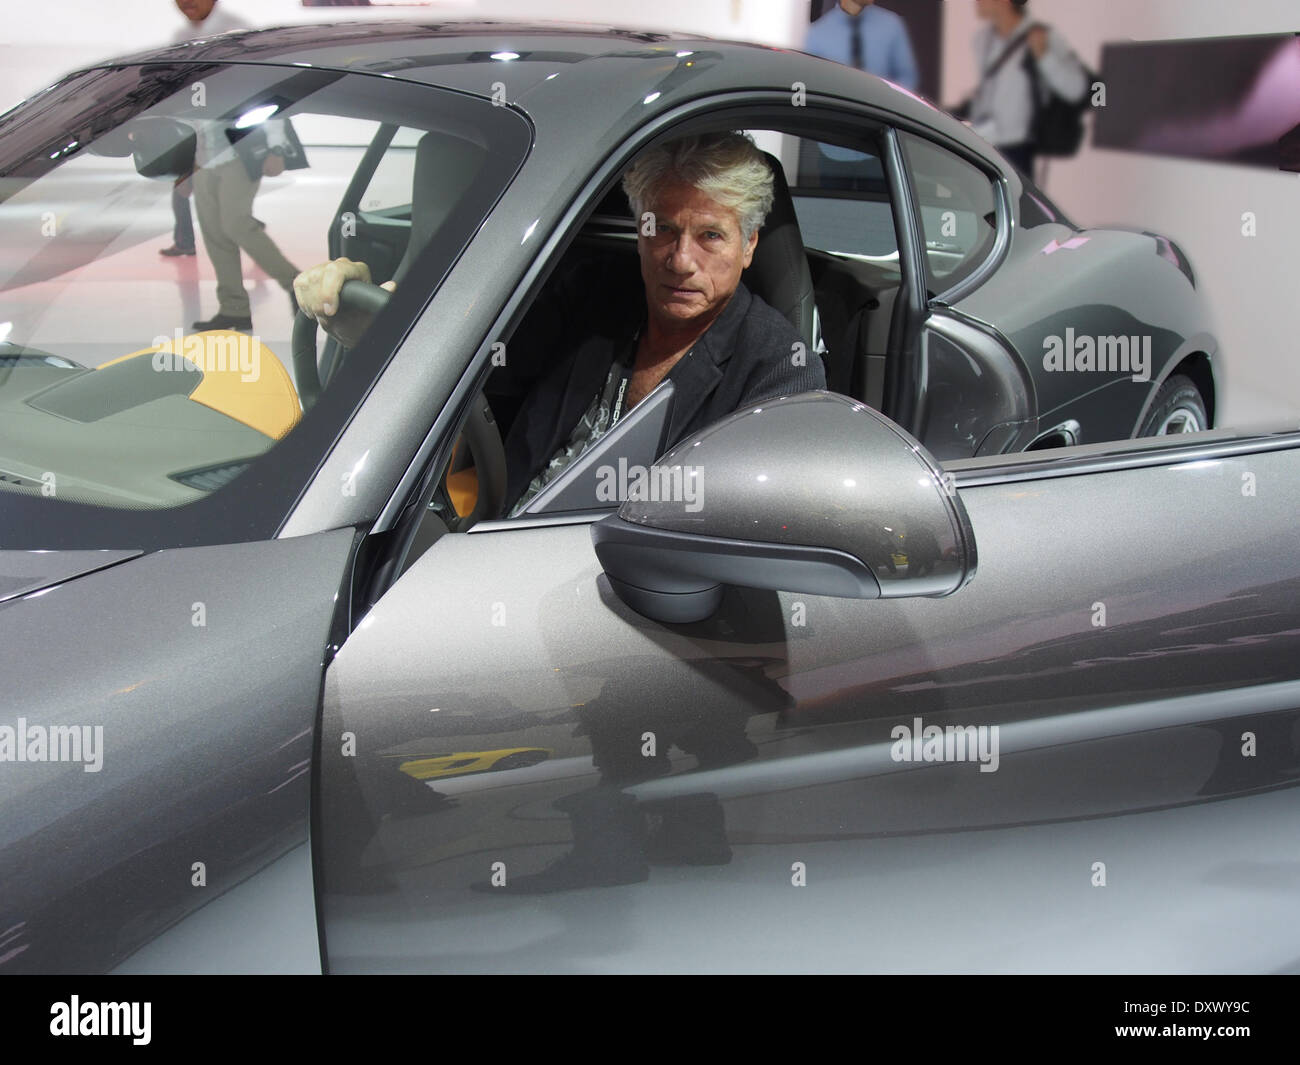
176,0,218,22
637,177,757,332
839,1,872,14
975,0,1007,21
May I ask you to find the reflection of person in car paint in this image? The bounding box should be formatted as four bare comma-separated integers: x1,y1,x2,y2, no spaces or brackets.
470,651,788,895
294,132,827,516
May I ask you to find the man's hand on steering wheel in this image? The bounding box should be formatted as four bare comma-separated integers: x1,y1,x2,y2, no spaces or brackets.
289,258,507,526
293,257,396,348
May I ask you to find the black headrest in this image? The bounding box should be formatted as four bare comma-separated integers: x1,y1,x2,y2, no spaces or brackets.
392,131,487,285
742,151,817,351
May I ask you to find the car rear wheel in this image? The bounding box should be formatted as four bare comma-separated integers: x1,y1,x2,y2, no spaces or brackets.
1139,374,1207,436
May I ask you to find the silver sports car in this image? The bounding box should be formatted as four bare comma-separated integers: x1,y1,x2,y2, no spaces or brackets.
1,21,1295,974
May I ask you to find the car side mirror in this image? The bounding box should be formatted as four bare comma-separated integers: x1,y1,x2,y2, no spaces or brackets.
591,391,977,624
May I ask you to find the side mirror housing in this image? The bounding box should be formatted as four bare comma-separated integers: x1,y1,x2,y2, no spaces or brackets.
591,391,977,623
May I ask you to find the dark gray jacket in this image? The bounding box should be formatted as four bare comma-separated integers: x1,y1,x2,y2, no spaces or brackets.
503,273,826,511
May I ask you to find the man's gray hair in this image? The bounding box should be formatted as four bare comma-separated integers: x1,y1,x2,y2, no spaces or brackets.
622,132,775,243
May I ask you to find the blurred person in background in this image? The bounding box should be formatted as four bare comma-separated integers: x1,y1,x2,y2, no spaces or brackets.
960,0,1086,176
159,0,251,258
165,0,307,331
189,113,306,331
803,2,916,189
174,0,246,33
803,1,919,91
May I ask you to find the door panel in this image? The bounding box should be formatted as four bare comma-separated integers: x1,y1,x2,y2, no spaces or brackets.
318,445,1300,972
0,530,355,972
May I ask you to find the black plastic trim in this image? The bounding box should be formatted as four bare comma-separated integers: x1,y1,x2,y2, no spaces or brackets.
592,515,881,623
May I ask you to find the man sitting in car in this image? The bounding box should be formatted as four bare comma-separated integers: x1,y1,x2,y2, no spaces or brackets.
294,131,826,515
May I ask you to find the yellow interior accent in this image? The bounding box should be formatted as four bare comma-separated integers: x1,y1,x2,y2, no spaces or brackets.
97,350,148,369
104,332,301,440
397,748,548,781
444,432,479,517
447,466,479,517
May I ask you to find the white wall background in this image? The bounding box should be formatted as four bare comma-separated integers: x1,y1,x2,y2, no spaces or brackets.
943,0,1300,427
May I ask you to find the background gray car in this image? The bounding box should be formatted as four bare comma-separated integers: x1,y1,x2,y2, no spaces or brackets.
0,21,1294,974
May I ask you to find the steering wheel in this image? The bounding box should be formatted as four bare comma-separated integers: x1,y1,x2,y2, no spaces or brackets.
291,278,390,409
291,278,508,526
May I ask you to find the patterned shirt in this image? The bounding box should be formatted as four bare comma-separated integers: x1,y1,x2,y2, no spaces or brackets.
509,332,640,516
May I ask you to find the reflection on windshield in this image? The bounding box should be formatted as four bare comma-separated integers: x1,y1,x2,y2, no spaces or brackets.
0,63,515,513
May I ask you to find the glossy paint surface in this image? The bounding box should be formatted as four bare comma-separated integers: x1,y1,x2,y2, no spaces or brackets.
0,530,354,972
319,442,1300,972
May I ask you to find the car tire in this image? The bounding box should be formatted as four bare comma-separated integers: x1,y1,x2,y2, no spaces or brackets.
1138,374,1208,436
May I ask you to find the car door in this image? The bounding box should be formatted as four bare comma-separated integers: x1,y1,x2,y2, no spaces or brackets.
317,385,1300,973
902,131,1219,455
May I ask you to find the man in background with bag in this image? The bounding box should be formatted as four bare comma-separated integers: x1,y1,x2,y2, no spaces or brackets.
189,113,307,331
960,0,1089,177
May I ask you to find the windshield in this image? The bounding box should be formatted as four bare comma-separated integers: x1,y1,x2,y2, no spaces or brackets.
0,62,528,543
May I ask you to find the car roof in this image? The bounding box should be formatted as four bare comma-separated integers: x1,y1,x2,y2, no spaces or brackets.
96,19,985,155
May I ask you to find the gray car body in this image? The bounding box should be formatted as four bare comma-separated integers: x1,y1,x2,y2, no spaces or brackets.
1,22,1291,974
